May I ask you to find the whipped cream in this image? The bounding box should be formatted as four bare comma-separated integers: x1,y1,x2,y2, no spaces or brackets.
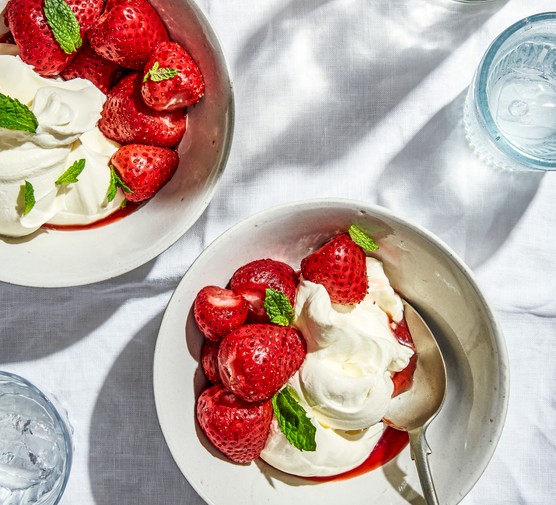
0,55,124,237
261,257,414,477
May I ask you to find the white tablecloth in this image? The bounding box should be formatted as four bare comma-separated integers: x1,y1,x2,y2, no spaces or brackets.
2,0,555,503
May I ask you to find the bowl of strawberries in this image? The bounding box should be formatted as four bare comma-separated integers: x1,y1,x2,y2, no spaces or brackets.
0,0,233,286
153,199,509,505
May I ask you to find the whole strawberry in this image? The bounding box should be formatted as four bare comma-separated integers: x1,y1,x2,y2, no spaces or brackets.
301,232,369,305
61,42,121,94
194,286,249,342
218,324,306,402
89,0,168,70
200,340,221,384
229,259,299,323
98,73,187,147
142,41,205,111
110,143,179,202
6,0,103,76
196,384,273,463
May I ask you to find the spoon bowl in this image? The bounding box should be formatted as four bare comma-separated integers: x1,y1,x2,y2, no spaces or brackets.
385,301,447,504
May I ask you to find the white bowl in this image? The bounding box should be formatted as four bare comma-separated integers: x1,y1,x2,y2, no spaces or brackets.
153,198,509,505
0,0,233,287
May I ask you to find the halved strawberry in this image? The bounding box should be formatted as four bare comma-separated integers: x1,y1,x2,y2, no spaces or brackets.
193,286,249,342
61,42,121,94
200,340,222,384
218,324,306,402
142,41,205,111
229,259,299,323
110,144,179,202
196,384,273,463
98,73,187,147
89,0,168,70
300,233,368,305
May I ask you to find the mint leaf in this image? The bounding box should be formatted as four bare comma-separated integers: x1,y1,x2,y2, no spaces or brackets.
272,387,316,451
0,93,38,133
348,224,379,251
22,181,35,215
106,166,132,202
264,288,295,326
56,158,85,185
143,61,179,82
44,0,82,54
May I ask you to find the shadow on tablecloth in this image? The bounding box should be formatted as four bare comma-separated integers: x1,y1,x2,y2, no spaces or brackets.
376,91,544,269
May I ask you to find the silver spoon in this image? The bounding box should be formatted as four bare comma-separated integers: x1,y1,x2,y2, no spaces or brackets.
384,301,447,505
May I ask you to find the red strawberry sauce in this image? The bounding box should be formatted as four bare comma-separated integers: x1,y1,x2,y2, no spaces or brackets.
42,202,141,231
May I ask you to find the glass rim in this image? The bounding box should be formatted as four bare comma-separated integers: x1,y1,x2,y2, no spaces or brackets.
473,11,556,170
0,370,73,505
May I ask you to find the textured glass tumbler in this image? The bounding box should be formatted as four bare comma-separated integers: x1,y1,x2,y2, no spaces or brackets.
0,372,73,505
464,12,556,171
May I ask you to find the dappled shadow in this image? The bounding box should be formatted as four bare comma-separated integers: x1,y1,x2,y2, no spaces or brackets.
376,91,544,269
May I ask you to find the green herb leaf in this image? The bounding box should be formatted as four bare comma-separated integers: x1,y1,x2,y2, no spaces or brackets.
143,61,179,82
22,181,35,215
272,387,316,452
106,165,132,202
43,0,82,54
264,288,295,326
55,158,86,185
0,93,38,133
348,224,379,251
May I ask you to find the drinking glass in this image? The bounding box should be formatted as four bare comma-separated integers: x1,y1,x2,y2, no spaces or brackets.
0,371,73,505
464,12,556,171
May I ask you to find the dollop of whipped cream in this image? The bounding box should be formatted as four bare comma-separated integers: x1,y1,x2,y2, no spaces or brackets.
261,257,414,477
0,55,124,237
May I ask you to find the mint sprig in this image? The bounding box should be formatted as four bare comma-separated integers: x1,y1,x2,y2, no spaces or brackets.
56,158,85,185
106,166,132,202
22,181,35,215
143,61,179,82
44,0,82,54
264,288,295,326
272,387,316,452
0,93,38,133
348,224,379,251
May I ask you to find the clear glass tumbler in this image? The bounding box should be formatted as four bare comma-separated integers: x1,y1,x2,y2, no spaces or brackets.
464,12,556,171
0,371,73,505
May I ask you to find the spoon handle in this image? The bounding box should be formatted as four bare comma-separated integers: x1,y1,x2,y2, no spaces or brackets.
409,428,440,505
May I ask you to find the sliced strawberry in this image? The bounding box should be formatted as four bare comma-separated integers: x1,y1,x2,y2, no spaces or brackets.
6,0,103,77
98,73,187,147
196,384,272,463
61,42,121,94
110,144,179,202
141,41,205,111
89,0,168,70
300,233,368,305
200,340,222,384
193,286,249,342
218,324,306,402
390,316,417,397
229,259,299,323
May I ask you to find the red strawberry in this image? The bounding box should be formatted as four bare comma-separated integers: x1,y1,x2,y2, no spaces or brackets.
98,73,187,147
229,259,299,323
194,286,249,342
196,384,273,463
300,233,368,305
6,0,103,76
89,0,168,70
142,41,205,111
218,324,306,402
200,340,221,384
110,143,179,202
61,42,121,94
